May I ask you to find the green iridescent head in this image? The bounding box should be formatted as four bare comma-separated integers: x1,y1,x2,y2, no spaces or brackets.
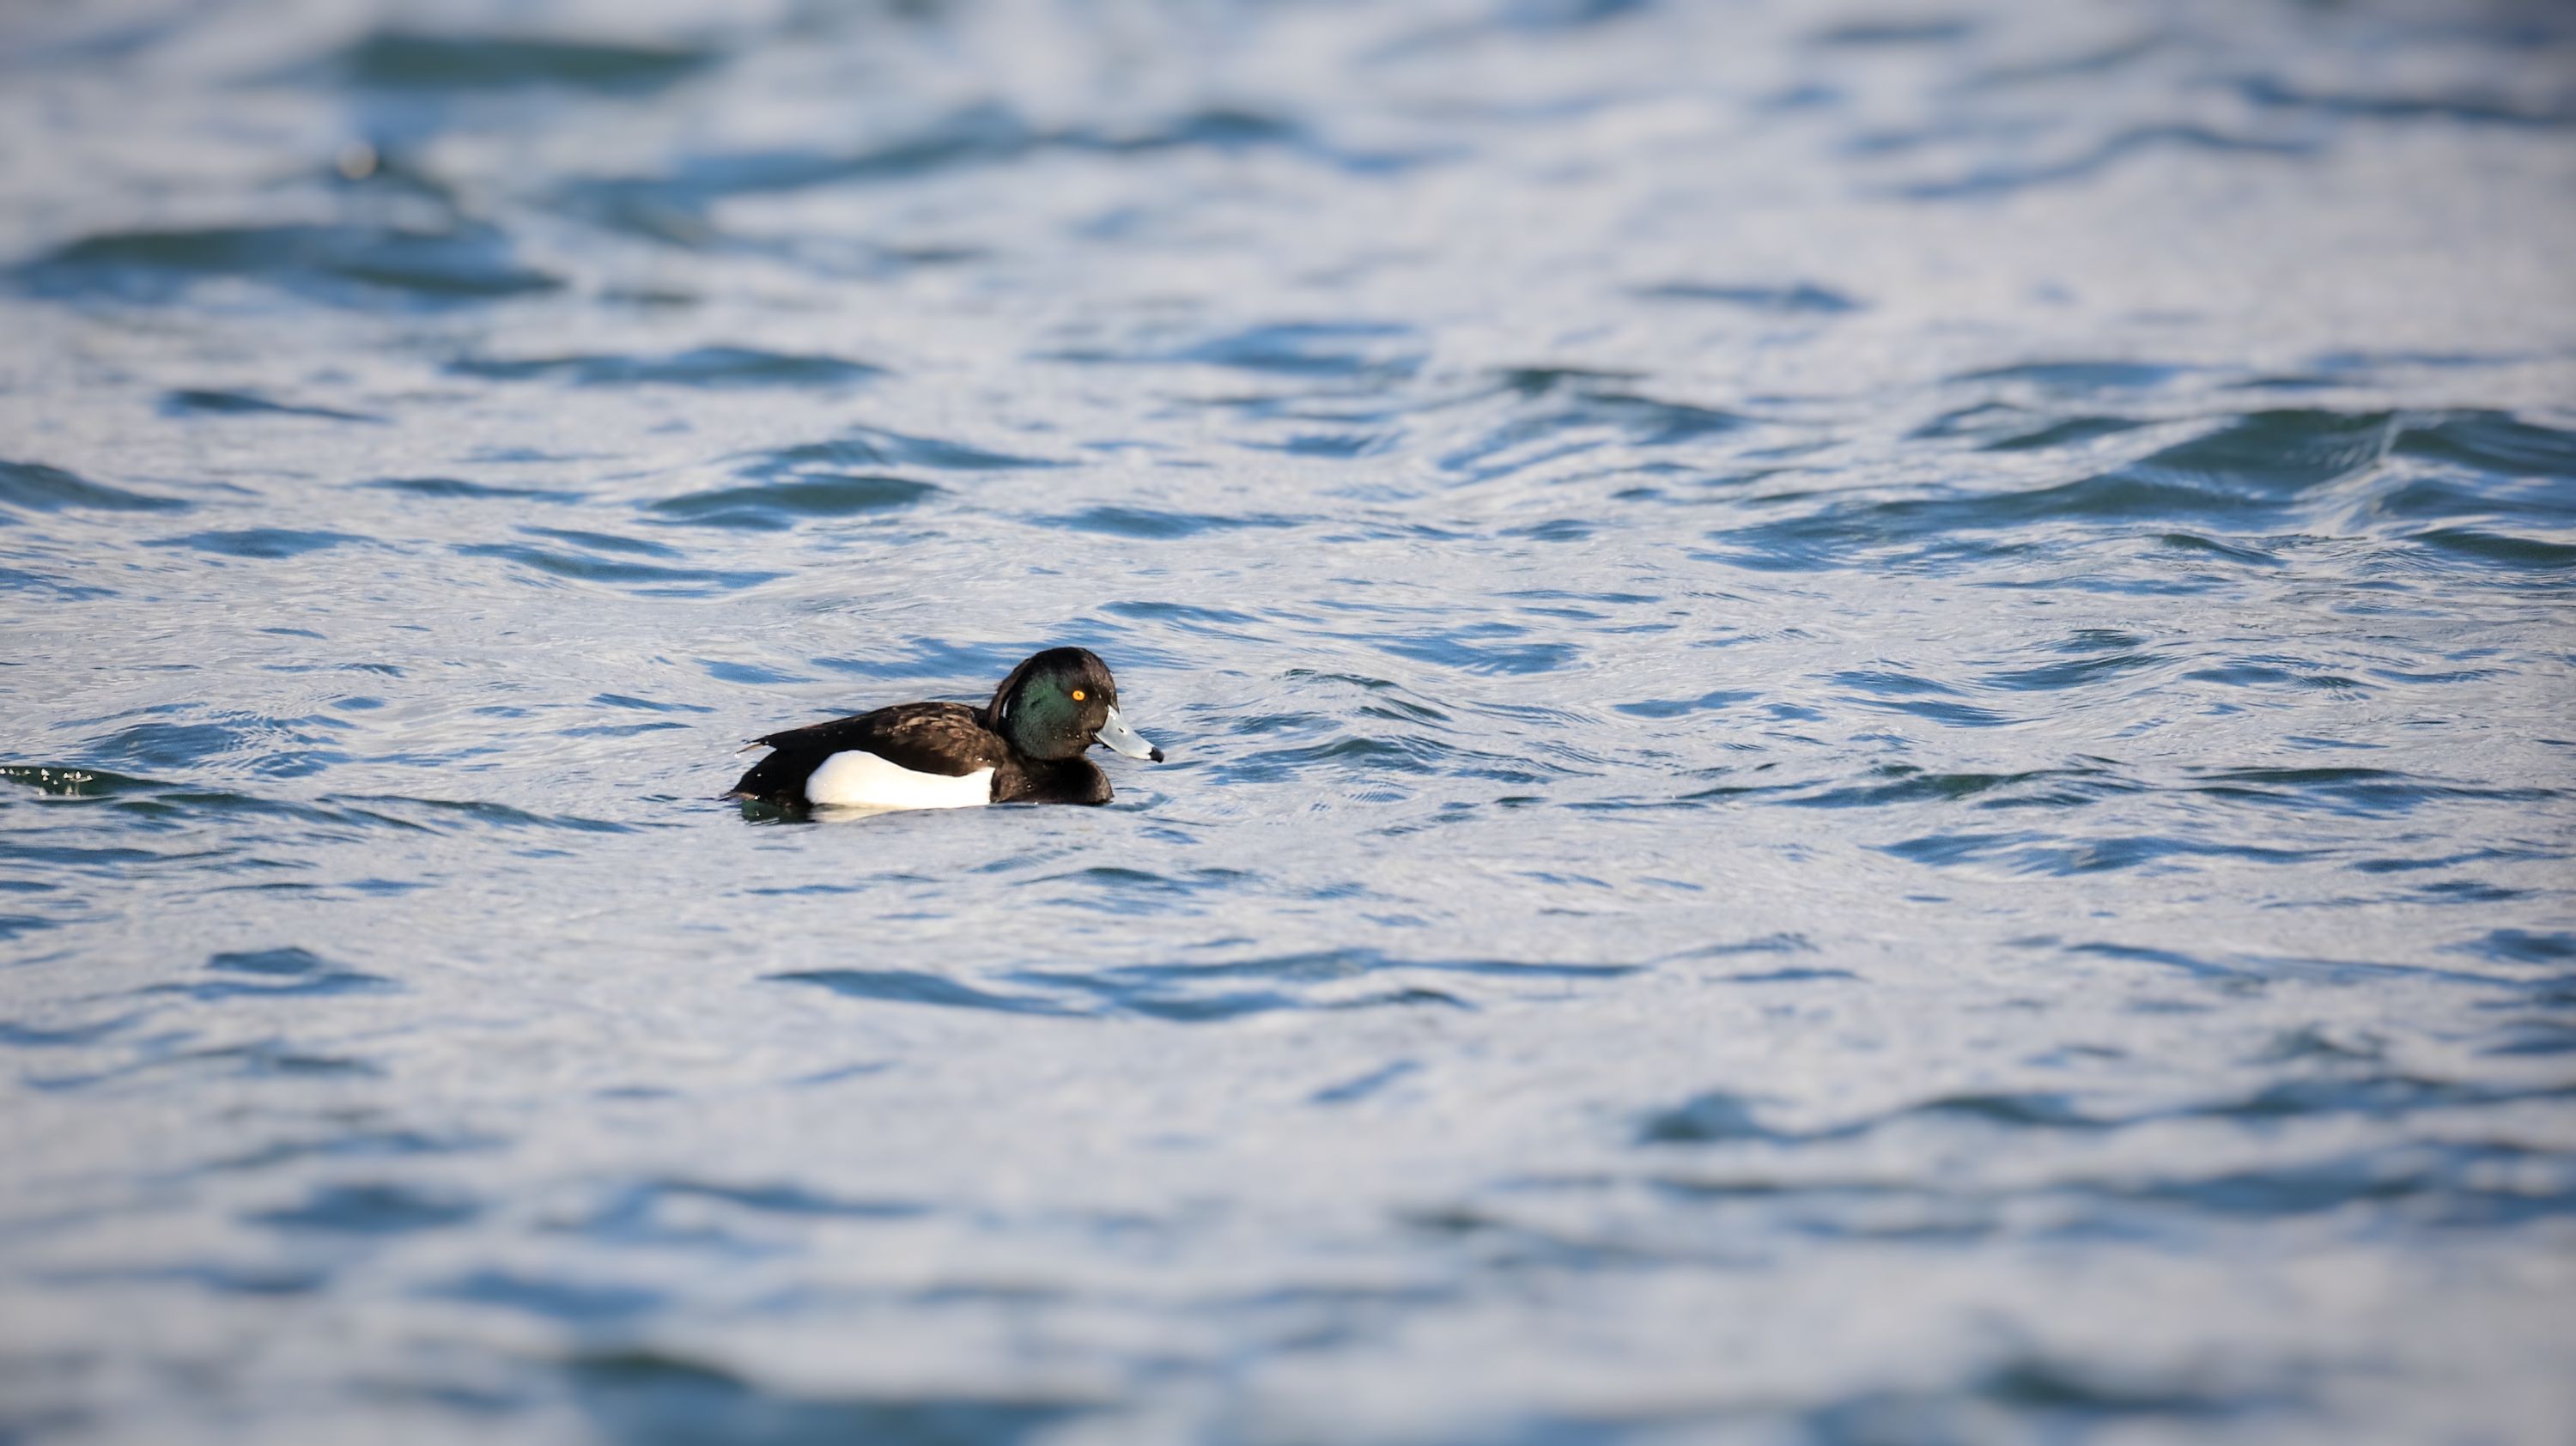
989,647,1163,763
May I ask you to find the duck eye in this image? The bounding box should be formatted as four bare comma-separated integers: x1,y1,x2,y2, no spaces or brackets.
1071,689,1086,702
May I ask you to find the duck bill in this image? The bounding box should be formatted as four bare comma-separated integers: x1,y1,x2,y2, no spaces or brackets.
1096,707,1163,762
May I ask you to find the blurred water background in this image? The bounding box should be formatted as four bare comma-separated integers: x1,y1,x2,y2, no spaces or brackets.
3,0,2574,1441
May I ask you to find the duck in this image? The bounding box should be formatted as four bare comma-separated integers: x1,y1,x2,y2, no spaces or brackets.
728,647,1163,810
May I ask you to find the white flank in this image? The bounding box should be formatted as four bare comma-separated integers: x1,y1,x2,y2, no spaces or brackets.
804,751,993,810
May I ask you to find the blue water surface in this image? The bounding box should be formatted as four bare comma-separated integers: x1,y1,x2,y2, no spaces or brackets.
3,0,2573,1442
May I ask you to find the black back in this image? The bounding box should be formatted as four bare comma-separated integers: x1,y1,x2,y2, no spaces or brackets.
729,702,1001,807
728,696,1111,808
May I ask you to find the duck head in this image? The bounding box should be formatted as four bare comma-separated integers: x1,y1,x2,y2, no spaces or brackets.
990,647,1163,763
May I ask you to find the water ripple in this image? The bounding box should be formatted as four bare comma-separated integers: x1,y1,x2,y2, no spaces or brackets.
14,223,562,307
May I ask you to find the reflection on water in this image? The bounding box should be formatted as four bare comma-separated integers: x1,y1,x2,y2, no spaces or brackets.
3,0,2573,1442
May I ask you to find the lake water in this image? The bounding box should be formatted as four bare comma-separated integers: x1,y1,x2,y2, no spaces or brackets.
3,0,2573,1442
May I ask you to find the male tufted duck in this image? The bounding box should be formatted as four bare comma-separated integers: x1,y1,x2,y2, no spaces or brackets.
728,647,1162,810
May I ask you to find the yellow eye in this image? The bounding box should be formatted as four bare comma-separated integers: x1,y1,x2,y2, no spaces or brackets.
1071,689,1086,702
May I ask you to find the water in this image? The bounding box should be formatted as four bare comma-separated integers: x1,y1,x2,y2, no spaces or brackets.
3,0,2574,1441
